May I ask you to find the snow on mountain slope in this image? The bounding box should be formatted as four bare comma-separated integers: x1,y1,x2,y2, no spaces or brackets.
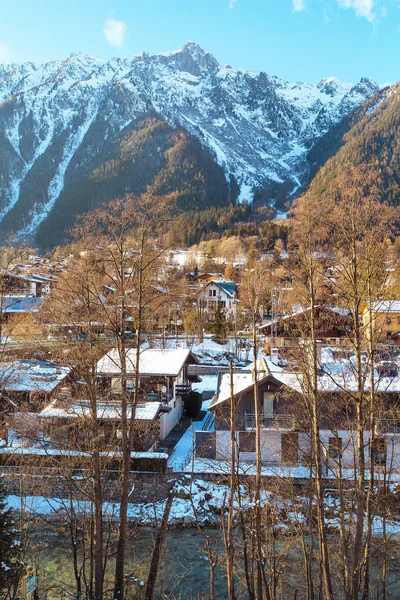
0,41,380,238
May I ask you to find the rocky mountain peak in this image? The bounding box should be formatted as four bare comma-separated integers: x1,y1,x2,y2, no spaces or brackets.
317,77,350,97
157,40,220,76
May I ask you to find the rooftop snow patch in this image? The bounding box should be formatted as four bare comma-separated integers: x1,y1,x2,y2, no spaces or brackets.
96,347,196,377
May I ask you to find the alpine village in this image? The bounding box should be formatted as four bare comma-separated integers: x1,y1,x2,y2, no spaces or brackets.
3,7,400,600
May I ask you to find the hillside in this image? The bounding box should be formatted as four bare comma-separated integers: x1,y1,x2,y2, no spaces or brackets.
303,85,400,204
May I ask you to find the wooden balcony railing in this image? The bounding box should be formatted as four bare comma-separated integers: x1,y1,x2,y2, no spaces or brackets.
244,413,298,431
375,419,400,435
175,383,192,395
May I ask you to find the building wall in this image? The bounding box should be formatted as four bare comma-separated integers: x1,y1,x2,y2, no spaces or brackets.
363,308,400,341
197,283,235,314
159,395,184,439
214,378,284,431
3,313,46,340
207,428,400,473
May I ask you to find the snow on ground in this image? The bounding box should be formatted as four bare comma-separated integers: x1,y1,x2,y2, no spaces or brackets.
7,478,400,536
5,479,252,526
169,411,214,472
190,337,251,366
238,183,253,203
186,458,312,479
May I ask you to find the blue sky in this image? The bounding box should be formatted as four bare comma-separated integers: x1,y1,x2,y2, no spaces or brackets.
0,0,398,84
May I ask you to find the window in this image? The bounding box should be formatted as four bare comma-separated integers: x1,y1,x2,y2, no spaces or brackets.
212,289,217,297
126,378,136,392
328,437,342,459
263,392,274,419
372,438,386,466
239,431,256,452
209,290,213,297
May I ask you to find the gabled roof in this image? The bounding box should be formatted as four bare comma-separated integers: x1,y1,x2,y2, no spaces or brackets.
209,358,278,409
260,305,351,331
96,348,197,377
199,280,238,298
215,281,237,298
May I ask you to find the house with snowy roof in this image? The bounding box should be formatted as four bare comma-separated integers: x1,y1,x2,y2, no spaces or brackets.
34,398,172,452
196,354,400,478
260,305,352,354
96,347,198,439
197,279,238,317
0,359,71,411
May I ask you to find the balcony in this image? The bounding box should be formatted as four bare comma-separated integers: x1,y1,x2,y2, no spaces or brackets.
265,336,350,348
375,419,400,435
245,413,298,431
175,383,192,396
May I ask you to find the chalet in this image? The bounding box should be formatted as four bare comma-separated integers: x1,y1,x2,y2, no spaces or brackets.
197,280,238,317
96,348,198,439
0,271,56,297
35,398,171,452
0,272,55,339
196,355,400,477
0,359,71,411
260,306,352,354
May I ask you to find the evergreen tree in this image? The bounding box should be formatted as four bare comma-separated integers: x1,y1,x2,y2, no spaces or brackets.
0,479,21,596
212,296,228,344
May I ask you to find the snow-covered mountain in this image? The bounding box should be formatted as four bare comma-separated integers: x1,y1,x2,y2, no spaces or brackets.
0,41,381,242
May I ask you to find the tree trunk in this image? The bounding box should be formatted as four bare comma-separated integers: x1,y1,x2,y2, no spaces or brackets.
145,490,174,600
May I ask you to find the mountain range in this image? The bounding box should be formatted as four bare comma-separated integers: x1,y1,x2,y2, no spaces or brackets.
0,41,386,247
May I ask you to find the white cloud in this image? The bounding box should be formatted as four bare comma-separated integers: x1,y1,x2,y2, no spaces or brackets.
229,0,238,7
293,0,306,11
103,18,127,48
0,43,13,63
337,0,376,22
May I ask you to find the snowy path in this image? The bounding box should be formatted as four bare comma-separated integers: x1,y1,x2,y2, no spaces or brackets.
168,410,214,472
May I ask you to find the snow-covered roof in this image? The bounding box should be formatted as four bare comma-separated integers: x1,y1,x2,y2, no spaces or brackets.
38,399,164,421
270,358,400,394
210,358,272,408
260,305,351,331
0,360,71,393
1,270,56,283
210,372,255,408
96,348,195,377
210,348,400,405
368,301,400,314
0,447,167,459
2,296,45,313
